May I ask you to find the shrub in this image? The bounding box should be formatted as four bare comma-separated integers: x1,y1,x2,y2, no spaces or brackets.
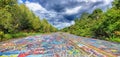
12,33,27,38
3,34,13,40
106,36,120,43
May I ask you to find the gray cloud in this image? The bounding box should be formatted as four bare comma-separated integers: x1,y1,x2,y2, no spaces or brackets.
19,0,113,29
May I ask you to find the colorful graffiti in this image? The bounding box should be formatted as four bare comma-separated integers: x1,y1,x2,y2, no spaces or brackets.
0,33,120,57
62,33,120,57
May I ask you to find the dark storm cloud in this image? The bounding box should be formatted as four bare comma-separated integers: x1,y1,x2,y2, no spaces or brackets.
19,0,113,29
31,0,87,12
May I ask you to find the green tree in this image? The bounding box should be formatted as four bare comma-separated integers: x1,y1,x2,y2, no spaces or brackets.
0,0,57,41
113,0,120,9
62,0,120,42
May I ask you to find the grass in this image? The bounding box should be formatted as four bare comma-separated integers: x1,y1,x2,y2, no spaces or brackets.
106,36,120,43
0,32,42,42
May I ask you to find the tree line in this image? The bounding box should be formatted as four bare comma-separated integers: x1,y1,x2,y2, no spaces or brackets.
62,0,120,43
0,0,57,41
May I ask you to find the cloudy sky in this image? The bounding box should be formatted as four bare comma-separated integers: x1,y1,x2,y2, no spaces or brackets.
18,0,113,29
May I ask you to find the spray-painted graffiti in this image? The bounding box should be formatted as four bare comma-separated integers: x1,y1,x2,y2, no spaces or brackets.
0,33,120,57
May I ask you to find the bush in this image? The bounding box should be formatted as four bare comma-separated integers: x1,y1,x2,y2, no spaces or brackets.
0,31,4,41
12,33,27,38
106,36,120,43
3,34,13,40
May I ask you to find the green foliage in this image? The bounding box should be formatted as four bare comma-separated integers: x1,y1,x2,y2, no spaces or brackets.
62,0,120,43
112,0,120,9
0,31,4,41
12,32,27,38
3,34,13,40
106,36,120,43
0,0,57,41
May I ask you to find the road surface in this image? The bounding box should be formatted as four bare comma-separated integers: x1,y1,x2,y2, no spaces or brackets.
0,32,120,57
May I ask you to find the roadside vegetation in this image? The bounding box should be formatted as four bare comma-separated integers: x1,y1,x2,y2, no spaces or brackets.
0,0,57,41
62,0,120,43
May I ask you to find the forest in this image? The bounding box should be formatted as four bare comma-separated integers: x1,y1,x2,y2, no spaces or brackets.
62,0,120,43
0,0,57,41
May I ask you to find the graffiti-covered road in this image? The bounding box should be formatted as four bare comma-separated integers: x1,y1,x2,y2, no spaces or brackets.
0,32,120,57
